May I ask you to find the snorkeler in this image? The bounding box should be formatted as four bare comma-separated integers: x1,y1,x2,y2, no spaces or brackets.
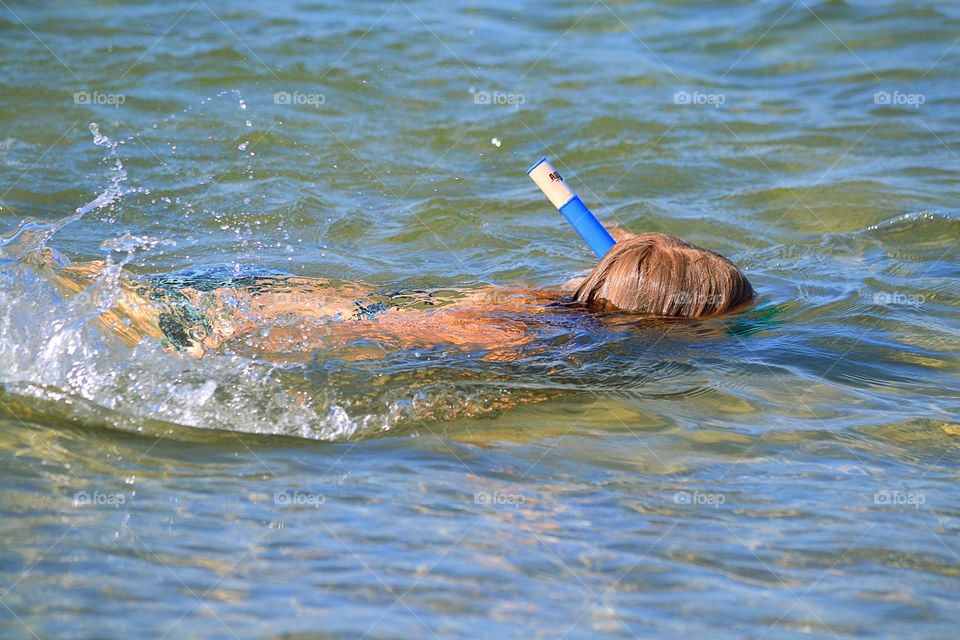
44,233,753,360
38,158,754,359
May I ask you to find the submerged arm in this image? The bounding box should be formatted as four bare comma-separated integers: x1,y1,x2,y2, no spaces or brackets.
46,260,168,349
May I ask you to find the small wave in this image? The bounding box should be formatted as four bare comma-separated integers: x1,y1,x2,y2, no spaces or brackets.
865,211,960,235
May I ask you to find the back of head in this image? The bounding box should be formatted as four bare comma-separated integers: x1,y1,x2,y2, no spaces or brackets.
572,232,753,318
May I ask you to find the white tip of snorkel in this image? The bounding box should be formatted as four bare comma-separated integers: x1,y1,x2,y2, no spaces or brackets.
527,157,575,209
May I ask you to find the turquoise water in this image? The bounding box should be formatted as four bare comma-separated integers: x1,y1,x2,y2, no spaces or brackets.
2,0,959,637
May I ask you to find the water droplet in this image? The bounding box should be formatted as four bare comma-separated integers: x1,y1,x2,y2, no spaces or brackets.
89,122,110,147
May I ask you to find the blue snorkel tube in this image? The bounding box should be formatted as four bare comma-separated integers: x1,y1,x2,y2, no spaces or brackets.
528,157,616,258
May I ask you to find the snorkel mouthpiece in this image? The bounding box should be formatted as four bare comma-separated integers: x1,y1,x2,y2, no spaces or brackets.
527,157,616,258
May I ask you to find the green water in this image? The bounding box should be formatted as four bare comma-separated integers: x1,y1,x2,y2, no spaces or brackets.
1,0,959,638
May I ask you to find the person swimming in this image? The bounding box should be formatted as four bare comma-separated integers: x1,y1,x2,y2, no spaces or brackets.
42,228,753,359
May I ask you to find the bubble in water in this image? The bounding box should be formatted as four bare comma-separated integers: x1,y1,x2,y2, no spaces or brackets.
491,137,501,148
238,141,249,151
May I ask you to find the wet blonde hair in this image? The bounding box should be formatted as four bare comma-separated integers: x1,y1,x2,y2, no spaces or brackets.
573,232,753,317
